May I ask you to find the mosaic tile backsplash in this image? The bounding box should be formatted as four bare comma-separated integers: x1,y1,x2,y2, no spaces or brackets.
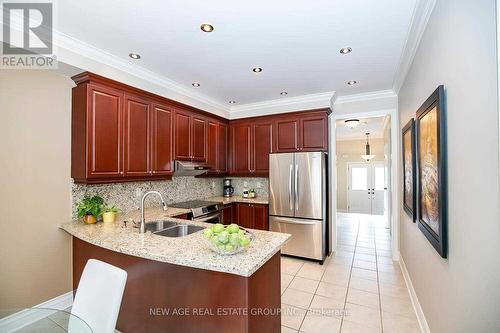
72,176,269,218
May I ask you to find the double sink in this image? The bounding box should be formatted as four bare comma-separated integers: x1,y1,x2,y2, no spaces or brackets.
144,220,204,238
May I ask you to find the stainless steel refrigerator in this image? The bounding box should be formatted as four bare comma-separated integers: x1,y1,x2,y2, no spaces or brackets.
269,152,328,262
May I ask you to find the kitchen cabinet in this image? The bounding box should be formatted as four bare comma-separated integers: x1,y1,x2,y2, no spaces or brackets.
221,204,234,225
174,111,207,162
123,93,150,177
71,73,176,183
273,111,328,152
72,82,124,182
229,121,272,176
206,121,228,175
150,103,174,175
234,203,269,230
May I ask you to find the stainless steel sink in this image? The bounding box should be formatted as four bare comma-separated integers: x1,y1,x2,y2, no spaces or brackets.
154,224,204,237
144,220,178,232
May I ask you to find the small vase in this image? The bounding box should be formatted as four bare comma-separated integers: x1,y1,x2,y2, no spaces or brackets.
83,215,97,224
102,212,116,223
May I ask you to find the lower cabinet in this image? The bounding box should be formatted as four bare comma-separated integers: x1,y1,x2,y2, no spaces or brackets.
233,203,269,230
221,204,234,225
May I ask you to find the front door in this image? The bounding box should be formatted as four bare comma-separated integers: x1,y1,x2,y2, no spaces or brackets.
348,162,386,215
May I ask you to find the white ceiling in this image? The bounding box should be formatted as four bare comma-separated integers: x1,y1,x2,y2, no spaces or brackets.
336,116,388,141
57,0,417,108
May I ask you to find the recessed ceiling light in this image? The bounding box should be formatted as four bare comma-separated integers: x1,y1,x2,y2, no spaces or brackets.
200,24,214,32
280,91,288,96
340,47,352,54
229,100,236,104
192,82,200,87
252,67,263,73
129,53,141,59
347,80,357,85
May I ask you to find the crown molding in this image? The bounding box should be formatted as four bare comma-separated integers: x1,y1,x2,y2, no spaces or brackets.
53,30,231,116
334,89,397,104
229,91,335,119
392,0,437,93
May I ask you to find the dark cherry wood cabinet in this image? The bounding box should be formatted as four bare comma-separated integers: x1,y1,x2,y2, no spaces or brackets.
221,204,234,225
229,120,272,176
123,94,150,177
71,72,328,184
150,103,174,175
273,110,328,152
206,121,228,175
174,111,207,162
274,118,299,152
234,203,269,230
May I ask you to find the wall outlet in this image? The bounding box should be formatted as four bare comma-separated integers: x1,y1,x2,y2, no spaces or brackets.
243,181,248,187
211,181,215,189
256,182,262,188
135,188,142,198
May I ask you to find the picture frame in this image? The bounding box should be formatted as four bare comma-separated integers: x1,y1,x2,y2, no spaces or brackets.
402,118,416,222
416,85,448,258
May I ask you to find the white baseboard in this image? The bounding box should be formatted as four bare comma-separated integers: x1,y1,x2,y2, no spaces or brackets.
399,257,430,333
0,291,73,333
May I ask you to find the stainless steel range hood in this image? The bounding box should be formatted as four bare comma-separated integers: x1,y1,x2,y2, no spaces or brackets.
173,160,211,176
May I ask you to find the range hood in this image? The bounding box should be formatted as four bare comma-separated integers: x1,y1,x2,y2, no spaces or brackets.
173,160,211,176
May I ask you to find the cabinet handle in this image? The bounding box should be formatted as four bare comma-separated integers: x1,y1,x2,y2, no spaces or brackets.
120,171,124,175
152,171,155,174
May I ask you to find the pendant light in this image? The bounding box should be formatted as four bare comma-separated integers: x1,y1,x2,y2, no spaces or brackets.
361,133,375,161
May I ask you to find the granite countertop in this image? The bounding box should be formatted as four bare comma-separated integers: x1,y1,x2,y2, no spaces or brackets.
206,195,269,205
60,203,289,277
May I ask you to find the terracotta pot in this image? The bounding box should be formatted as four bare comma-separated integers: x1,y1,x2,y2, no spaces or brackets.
83,215,97,224
102,212,117,223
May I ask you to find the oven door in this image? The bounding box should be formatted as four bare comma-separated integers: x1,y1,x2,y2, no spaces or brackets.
193,211,221,224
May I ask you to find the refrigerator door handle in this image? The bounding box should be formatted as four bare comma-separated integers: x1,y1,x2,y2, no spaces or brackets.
295,164,299,211
272,217,317,225
289,164,293,211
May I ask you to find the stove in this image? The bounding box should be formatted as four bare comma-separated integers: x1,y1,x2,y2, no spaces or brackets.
170,200,224,223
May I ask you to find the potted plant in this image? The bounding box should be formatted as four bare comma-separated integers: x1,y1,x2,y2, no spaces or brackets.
76,196,104,224
102,205,119,223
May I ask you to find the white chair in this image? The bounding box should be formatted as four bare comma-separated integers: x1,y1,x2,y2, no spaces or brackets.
69,259,127,333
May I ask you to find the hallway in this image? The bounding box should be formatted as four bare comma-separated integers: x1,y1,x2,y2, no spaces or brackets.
280,213,420,333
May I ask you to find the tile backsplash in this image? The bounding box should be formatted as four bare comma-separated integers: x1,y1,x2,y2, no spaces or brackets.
72,176,269,217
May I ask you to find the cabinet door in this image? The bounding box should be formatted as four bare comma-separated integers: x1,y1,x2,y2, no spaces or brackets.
174,111,191,160
206,121,218,171
191,117,207,161
123,94,150,177
253,204,269,230
87,84,123,178
217,123,228,173
236,203,254,229
252,122,272,174
230,123,252,174
300,114,328,151
151,104,173,175
274,119,299,152
222,204,233,225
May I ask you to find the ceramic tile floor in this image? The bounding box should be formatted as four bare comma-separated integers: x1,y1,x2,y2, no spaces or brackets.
281,213,421,333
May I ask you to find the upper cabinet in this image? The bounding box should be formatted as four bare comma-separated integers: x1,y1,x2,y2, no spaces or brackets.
273,111,328,152
206,121,228,175
174,111,207,162
229,120,272,176
71,72,328,184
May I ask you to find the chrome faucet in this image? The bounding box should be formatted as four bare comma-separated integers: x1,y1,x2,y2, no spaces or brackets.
140,191,167,234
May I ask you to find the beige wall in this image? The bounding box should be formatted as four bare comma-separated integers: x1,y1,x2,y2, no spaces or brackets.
0,70,74,312
398,0,500,332
336,138,385,211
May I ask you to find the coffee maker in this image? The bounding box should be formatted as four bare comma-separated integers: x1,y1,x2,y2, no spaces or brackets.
223,179,234,197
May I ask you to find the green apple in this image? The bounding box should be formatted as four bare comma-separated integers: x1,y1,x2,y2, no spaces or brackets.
229,233,240,246
227,224,240,234
203,228,213,237
239,236,251,247
217,231,229,244
225,244,234,252
212,223,225,234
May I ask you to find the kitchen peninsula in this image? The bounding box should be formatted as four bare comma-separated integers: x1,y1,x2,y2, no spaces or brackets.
61,205,289,333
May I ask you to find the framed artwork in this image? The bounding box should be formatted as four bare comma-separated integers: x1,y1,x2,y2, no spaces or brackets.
402,119,416,222
416,85,447,258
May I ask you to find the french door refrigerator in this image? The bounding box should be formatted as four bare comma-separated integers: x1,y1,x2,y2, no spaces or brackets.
269,152,327,262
